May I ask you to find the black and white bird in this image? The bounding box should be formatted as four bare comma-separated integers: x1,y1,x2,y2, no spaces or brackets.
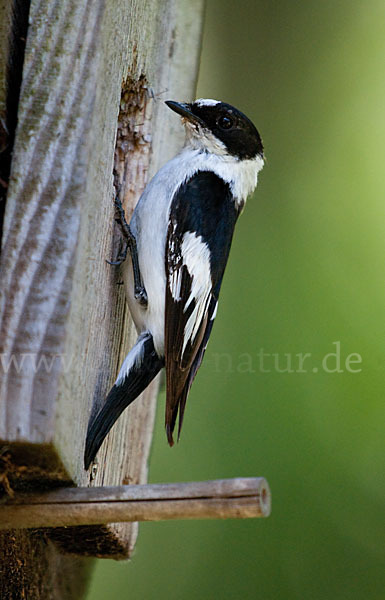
84,98,264,469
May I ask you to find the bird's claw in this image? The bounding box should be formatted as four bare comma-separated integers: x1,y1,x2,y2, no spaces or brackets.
135,287,148,307
106,258,124,266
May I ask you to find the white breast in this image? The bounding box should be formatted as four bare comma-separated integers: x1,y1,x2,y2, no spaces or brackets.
123,146,263,356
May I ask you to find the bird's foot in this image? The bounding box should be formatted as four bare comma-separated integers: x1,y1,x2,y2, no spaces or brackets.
134,286,148,307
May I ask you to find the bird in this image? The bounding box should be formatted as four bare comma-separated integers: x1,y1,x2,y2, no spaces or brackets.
84,98,264,469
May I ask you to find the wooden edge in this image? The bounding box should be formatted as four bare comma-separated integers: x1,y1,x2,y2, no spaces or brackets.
0,478,271,529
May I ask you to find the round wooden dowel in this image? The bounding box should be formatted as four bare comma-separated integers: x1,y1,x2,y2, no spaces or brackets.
0,477,271,529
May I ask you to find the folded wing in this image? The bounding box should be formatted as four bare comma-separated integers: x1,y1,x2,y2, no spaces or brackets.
164,170,240,444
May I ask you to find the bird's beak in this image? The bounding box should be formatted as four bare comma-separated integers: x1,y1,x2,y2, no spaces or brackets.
165,101,205,127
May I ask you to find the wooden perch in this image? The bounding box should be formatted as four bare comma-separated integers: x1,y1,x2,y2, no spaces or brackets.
0,478,271,529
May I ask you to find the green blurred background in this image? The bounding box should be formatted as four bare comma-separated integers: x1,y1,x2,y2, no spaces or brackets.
87,1,385,598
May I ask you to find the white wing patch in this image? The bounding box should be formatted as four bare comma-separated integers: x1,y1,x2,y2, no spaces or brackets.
168,234,182,301
180,231,212,355
211,301,218,321
195,98,220,107
170,267,183,301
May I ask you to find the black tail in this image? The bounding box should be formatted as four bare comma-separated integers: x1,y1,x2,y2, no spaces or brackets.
84,333,164,469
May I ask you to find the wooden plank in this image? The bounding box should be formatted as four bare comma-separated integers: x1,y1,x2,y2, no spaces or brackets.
0,478,271,528
0,0,204,558
0,0,30,241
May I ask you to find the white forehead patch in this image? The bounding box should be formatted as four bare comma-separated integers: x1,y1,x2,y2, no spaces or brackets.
194,98,220,107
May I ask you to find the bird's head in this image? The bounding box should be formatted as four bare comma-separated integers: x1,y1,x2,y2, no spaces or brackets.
166,98,264,161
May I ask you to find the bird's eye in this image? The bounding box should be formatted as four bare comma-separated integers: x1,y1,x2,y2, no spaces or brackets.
218,115,233,130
